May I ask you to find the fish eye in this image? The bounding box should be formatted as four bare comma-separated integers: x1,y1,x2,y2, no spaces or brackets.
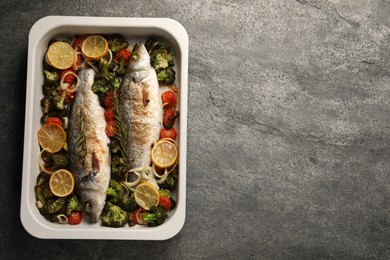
84,202,91,212
131,52,139,62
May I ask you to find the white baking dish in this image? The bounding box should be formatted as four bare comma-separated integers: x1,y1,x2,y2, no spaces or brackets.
20,16,188,240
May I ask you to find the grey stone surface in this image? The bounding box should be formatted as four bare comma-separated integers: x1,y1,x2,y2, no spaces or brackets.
1,0,389,259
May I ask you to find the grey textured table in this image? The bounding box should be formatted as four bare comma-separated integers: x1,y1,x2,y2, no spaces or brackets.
1,0,390,259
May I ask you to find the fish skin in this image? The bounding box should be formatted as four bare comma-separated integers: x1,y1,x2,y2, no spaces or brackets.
68,68,111,223
120,43,163,169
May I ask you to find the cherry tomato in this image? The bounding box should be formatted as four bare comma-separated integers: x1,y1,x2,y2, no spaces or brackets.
160,127,177,140
60,68,77,85
163,108,179,129
159,196,172,211
154,165,165,175
64,87,75,104
68,211,82,225
105,121,117,137
75,53,84,67
114,49,131,64
131,208,144,224
161,91,177,108
104,92,114,108
73,36,86,50
104,107,115,122
45,117,62,127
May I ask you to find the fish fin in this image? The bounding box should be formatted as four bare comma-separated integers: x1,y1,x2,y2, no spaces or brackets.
91,152,100,177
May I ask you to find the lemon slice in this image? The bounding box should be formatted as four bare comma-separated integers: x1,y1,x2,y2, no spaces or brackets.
49,169,75,197
134,182,160,210
45,41,76,70
81,35,108,60
151,138,178,169
38,123,66,153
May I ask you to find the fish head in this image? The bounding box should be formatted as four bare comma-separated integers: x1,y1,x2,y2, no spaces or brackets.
78,175,107,223
128,43,150,72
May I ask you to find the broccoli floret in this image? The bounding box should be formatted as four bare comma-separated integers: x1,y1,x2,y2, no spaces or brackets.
51,152,68,171
36,172,50,187
46,198,66,214
100,202,128,227
109,77,121,91
40,97,53,114
151,49,174,70
110,139,121,154
159,172,177,190
120,195,138,212
66,195,83,215
157,67,176,84
107,35,129,53
43,70,60,84
106,179,126,204
92,79,109,94
97,58,114,81
53,91,66,110
42,83,58,97
142,206,168,227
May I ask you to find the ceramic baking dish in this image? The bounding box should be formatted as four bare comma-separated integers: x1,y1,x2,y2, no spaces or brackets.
20,16,188,240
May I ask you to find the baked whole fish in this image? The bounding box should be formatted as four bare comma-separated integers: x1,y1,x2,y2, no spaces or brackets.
68,68,111,223
120,43,163,168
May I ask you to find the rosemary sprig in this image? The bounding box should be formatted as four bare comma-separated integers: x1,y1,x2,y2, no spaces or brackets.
112,90,129,168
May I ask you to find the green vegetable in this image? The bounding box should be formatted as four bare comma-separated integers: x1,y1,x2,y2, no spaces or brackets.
40,97,53,114
46,198,66,214
115,54,126,75
110,77,121,91
100,202,129,227
53,91,66,110
106,179,126,204
142,206,168,227
51,152,68,171
36,172,50,187
107,35,129,53
157,67,176,84
159,189,171,198
43,70,59,84
66,195,83,215
42,83,57,97
159,172,177,190
145,38,176,83
97,58,113,81
110,139,121,154
120,195,138,212
151,49,174,70
92,79,109,94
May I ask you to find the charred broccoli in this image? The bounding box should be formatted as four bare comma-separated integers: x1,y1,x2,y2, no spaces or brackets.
51,152,68,171
107,35,129,53
40,97,53,114
159,172,177,190
142,206,168,227
46,198,66,214
157,67,176,84
53,91,66,110
42,83,57,97
66,195,83,215
106,179,126,204
43,69,60,84
145,38,176,83
120,195,138,212
100,202,128,227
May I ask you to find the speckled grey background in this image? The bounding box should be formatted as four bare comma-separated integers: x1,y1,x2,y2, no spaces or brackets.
1,0,390,259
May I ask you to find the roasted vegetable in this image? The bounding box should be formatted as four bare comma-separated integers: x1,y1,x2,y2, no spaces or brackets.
46,198,66,214
42,83,57,97
159,172,177,190
53,91,66,110
43,69,60,84
145,38,176,83
40,97,53,114
106,179,126,204
107,35,129,53
51,152,68,171
120,195,138,212
157,67,176,84
142,206,168,227
66,195,83,216
100,202,129,227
